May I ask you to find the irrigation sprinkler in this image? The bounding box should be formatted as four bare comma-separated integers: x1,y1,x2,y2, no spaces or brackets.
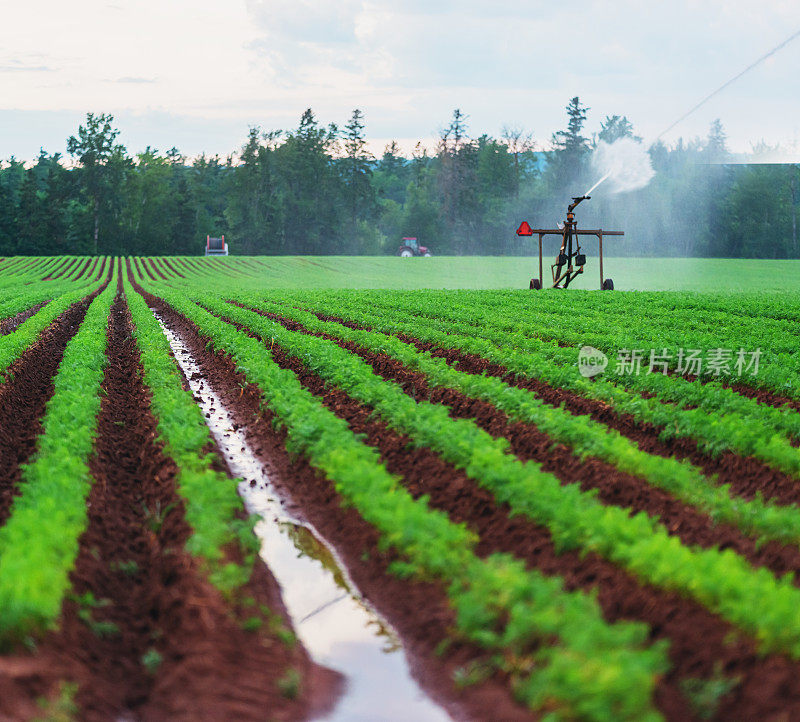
516,195,623,290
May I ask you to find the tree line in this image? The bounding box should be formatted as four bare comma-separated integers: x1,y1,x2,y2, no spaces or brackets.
0,102,797,258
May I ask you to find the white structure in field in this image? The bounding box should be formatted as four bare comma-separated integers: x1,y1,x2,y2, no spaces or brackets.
205,235,228,256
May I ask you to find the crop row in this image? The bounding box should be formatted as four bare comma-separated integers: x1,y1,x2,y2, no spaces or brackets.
431,290,800,401
271,289,800,479
0,272,117,640
0,270,100,323
141,277,670,721
326,288,800,414
234,294,800,548
0,266,268,647
154,285,800,660
122,273,259,594
0,276,106,380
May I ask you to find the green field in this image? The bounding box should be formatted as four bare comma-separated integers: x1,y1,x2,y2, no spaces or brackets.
2,254,800,720
185,255,800,292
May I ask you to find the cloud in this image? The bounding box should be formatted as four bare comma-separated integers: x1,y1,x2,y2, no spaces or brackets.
0,0,799,158
0,61,53,73
113,76,157,83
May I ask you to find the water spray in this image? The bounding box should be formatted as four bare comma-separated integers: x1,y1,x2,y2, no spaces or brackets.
584,171,611,197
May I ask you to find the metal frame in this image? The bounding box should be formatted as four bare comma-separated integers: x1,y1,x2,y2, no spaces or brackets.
528,228,623,289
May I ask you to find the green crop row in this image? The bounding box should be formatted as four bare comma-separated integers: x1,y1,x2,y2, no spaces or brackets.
0,258,59,287
0,276,106,379
123,273,259,594
0,265,98,324
142,279,670,722
0,271,117,642
236,295,800,549
174,291,800,659
279,290,800,479
316,287,800,417
429,290,800,403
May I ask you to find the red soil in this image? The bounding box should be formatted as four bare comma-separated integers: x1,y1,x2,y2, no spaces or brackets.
250,307,800,580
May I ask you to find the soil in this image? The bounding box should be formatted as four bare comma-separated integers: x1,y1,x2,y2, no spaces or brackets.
146,259,169,281
48,258,78,280
514,323,800,413
0,294,99,526
160,259,185,279
0,282,327,721
134,257,157,282
141,287,536,722
219,303,800,721
83,257,99,281
94,258,109,282
0,302,48,336
722,378,800,413
72,258,92,280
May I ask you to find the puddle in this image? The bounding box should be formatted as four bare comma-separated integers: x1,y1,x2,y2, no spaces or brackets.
154,313,450,722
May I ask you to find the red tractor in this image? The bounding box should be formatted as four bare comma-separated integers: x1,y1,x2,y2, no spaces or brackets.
397,237,432,257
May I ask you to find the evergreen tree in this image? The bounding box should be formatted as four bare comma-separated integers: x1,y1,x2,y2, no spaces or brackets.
547,96,591,192
0,175,17,255
342,109,375,228
275,109,344,253
597,115,640,144
226,128,282,254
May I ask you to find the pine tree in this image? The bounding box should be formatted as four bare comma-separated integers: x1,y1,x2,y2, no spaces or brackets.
598,115,640,144
343,109,375,225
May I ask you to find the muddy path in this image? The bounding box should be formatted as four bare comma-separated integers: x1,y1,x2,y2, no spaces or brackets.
142,289,534,722
214,304,800,721
306,310,800,508
0,288,323,721
0,295,98,526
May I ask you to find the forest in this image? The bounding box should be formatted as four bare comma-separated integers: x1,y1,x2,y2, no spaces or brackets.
0,100,797,258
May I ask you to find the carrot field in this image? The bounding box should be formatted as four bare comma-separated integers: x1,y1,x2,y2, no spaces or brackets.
1,255,800,721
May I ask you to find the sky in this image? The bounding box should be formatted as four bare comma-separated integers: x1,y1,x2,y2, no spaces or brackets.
1,0,799,161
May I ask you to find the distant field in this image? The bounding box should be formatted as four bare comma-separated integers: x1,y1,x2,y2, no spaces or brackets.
192,255,800,292
2,255,798,291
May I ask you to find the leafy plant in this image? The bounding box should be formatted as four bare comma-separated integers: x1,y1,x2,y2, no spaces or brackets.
680,664,740,720
141,647,163,675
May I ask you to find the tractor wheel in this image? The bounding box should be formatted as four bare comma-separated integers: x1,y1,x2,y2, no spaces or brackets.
423,252,432,257
602,278,614,290
398,247,414,257
530,278,542,290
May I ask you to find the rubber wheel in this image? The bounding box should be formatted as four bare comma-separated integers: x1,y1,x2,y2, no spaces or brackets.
423,252,432,257
602,278,614,290
398,247,414,257
530,278,542,290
